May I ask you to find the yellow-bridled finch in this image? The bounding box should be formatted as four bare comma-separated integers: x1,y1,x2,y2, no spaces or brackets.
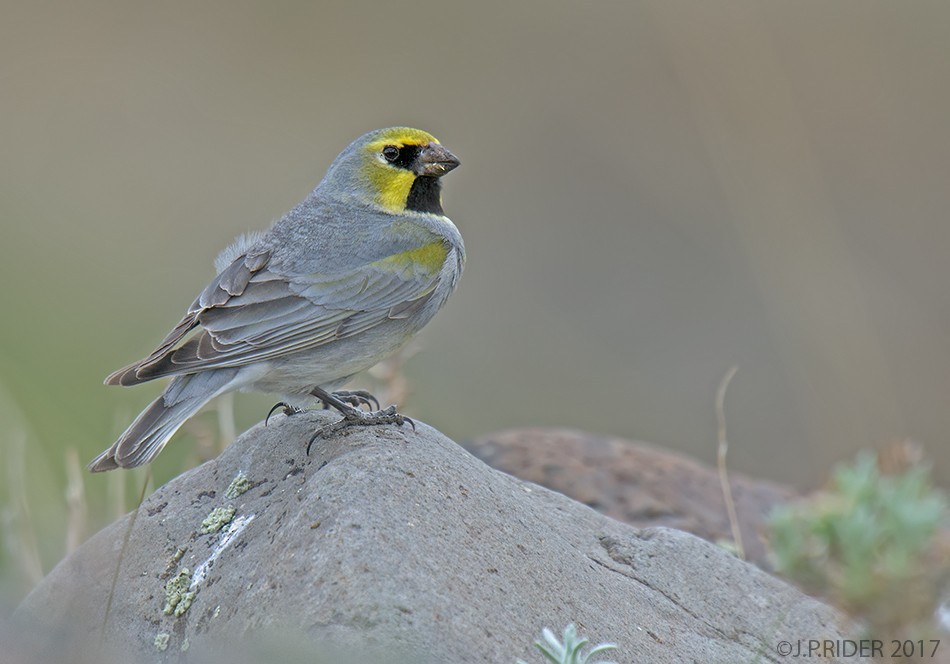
90,127,463,471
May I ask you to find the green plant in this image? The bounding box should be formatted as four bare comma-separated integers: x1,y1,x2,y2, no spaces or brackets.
768,452,949,638
516,624,617,664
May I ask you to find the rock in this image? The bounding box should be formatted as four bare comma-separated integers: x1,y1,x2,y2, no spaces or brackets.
14,412,862,663
463,428,797,568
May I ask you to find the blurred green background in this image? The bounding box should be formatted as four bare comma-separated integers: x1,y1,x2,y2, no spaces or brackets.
2,0,949,610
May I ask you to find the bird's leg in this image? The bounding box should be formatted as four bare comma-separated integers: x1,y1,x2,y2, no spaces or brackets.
268,389,377,424
266,402,302,426
306,386,414,455
326,389,380,411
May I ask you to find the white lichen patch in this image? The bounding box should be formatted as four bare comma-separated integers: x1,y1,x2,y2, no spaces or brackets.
199,506,236,534
163,568,196,617
225,472,252,500
154,632,170,651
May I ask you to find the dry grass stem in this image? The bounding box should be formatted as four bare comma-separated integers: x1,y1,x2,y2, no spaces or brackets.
216,392,236,452
716,365,745,560
64,448,88,555
107,467,127,521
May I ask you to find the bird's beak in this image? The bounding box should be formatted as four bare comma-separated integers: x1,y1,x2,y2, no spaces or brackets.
414,142,460,177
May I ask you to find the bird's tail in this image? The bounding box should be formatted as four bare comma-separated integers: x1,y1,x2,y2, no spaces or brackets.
88,369,239,472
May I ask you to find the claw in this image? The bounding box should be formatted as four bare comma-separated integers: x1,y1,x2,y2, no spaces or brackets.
306,429,324,456
265,402,300,426
305,404,413,455
304,386,411,456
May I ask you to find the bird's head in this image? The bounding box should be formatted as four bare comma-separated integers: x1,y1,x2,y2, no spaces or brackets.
319,127,460,215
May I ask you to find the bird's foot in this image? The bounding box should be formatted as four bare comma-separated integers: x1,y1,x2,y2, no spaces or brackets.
265,402,302,426
306,404,415,455
266,390,377,426
325,389,380,411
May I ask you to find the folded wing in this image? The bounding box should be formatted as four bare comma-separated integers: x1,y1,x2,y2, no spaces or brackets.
106,240,448,386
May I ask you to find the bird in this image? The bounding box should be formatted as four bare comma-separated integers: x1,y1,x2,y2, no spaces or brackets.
88,127,464,472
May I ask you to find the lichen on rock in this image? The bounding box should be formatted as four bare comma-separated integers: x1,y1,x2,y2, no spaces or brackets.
154,632,170,651
225,472,252,500
200,506,236,534
163,568,195,617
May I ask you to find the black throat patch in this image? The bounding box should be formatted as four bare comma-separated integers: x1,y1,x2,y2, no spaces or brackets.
406,176,444,215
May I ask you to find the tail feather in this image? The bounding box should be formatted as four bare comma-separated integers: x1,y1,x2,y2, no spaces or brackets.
89,369,239,472
104,312,200,387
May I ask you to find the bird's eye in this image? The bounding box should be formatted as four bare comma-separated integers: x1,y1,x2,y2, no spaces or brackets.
382,146,400,162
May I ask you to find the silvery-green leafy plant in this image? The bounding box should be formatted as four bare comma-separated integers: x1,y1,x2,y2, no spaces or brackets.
516,624,618,664
769,451,948,639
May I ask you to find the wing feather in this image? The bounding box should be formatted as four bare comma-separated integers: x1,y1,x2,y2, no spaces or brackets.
111,238,448,383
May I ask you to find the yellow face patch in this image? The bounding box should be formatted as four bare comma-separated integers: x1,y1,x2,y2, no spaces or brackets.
361,128,440,213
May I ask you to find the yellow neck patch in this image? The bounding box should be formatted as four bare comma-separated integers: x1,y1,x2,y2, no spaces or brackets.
370,168,417,213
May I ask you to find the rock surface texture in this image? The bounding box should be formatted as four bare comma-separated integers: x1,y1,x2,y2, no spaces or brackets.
462,428,797,569
15,412,862,663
